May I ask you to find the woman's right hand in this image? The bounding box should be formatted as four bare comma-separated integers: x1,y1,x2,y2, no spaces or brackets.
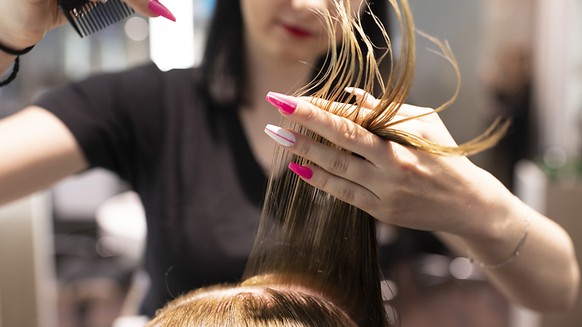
0,0,172,50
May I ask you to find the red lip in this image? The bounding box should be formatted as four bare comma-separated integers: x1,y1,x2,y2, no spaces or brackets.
281,23,313,38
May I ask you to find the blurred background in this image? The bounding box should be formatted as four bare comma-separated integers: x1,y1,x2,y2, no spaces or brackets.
0,0,580,326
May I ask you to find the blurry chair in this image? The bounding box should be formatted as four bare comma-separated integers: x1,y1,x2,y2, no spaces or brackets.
0,194,58,327
95,191,150,326
515,160,582,327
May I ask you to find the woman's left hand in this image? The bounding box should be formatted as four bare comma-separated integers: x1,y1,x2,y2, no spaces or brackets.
264,90,580,311
264,90,511,239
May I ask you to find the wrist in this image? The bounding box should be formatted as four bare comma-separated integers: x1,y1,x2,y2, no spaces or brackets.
467,202,530,269
453,167,519,242
453,169,531,266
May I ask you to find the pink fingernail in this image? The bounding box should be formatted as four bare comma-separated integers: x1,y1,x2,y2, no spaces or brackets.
266,92,297,114
148,0,176,22
288,162,313,180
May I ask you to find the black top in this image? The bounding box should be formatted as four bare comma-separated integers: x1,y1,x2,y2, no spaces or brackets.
34,63,267,315
33,62,447,316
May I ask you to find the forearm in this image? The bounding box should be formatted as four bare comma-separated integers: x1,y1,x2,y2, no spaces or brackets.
439,171,580,311
0,107,88,206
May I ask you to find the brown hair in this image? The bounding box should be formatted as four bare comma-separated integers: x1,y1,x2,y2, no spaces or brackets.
147,283,357,327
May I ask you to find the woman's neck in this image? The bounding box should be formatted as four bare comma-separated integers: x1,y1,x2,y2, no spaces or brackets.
245,47,315,112
238,48,316,173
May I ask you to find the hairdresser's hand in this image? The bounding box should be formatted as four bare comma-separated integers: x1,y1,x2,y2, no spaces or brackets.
0,0,173,50
265,90,581,312
264,90,512,239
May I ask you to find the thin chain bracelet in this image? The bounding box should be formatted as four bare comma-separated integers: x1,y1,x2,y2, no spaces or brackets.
467,200,531,270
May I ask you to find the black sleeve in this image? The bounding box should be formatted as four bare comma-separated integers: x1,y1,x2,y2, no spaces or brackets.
32,63,164,185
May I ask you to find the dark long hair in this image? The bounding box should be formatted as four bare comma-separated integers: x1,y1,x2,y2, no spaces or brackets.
200,0,391,108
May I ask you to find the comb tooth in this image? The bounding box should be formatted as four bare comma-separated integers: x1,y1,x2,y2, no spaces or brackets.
96,5,113,26
62,9,84,37
123,1,135,16
100,4,117,25
109,0,128,21
78,14,95,36
109,2,123,20
86,6,102,35
85,2,97,13
75,3,94,37
88,3,107,31
117,0,134,16
76,13,89,36
77,15,91,37
110,2,128,22
93,7,108,30
114,0,134,17
87,5,105,34
59,0,135,37
107,0,132,19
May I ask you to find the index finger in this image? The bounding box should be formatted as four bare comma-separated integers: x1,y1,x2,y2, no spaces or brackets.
300,96,371,124
266,92,383,161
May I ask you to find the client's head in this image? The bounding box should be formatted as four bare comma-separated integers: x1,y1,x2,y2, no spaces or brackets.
146,275,357,327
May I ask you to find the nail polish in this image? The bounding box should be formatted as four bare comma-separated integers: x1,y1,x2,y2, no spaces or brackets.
148,0,176,22
264,124,296,147
266,92,297,114
288,162,313,180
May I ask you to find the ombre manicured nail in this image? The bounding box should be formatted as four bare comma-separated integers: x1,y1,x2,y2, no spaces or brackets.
148,0,176,22
288,162,313,180
344,86,374,103
344,86,367,98
264,124,296,147
266,92,297,114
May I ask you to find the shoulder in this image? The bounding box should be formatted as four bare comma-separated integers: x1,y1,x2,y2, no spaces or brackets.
69,62,198,95
157,65,205,98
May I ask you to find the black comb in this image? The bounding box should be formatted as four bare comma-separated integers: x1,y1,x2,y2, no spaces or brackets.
58,0,135,38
